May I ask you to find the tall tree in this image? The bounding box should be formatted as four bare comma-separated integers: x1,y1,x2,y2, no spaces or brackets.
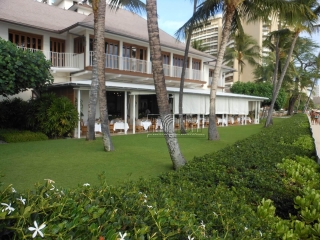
223,32,260,82
304,52,320,112
179,0,197,134
177,0,303,140
87,0,145,149
265,0,319,126
146,0,187,170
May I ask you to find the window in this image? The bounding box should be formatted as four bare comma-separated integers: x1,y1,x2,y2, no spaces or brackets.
8,30,42,50
74,36,85,53
123,43,146,60
192,59,201,70
173,54,189,67
50,38,65,67
161,52,170,65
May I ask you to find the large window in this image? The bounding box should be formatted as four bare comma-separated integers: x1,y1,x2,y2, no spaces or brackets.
173,54,189,67
8,30,42,50
161,52,170,65
192,59,201,70
74,36,85,53
122,43,146,60
50,38,65,67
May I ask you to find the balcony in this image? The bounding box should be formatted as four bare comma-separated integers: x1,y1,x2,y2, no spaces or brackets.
17,46,84,72
89,52,203,81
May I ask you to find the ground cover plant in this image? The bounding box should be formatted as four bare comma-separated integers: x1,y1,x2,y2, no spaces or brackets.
0,115,316,239
0,123,263,191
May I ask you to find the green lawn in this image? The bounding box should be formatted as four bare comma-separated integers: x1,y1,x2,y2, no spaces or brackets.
0,124,268,191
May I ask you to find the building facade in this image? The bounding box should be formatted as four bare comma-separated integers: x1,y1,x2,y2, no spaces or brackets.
0,0,267,137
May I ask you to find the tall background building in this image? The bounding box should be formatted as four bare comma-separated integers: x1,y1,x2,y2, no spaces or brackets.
191,15,278,88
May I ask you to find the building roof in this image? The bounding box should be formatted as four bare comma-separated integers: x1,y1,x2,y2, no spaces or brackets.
0,0,217,60
0,0,87,32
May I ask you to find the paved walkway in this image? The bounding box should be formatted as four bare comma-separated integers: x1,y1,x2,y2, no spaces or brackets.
309,117,320,163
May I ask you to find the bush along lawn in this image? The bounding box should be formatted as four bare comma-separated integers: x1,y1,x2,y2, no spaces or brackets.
0,114,317,239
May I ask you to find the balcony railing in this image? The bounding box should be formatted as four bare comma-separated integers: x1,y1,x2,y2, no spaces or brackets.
89,51,203,81
89,52,150,74
17,46,84,70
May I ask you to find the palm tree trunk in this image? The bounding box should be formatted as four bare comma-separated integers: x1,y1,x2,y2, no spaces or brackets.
96,0,114,151
86,0,100,141
304,78,316,113
179,0,197,134
265,32,299,127
146,0,186,170
208,5,236,140
237,60,241,82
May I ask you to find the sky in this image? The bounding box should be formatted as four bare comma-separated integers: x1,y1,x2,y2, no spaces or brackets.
144,0,320,54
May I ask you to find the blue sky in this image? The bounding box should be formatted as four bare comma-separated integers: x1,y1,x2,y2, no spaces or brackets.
146,0,320,53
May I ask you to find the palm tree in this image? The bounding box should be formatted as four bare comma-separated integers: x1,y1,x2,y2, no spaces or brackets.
176,0,305,140
304,52,320,112
265,0,319,126
87,0,145,151
223,32,260,82
179,0,197,134
146,0,187,170
191,39,210,52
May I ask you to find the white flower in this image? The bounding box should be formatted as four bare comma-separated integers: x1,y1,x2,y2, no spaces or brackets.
83,183,90,186
259,230,262,237
12,187,16,193
244,227,248,231
213,211,218,217
200,220,205,229
44,179,55,184
28,221,46,238
16,196,26,205
144,194,147,198
1,202,15,214
139,192,142,194
119,232,127,240
147,205,153,209
188,236,194,240
50,185,55,191
45,193,49,198
143,199,147,203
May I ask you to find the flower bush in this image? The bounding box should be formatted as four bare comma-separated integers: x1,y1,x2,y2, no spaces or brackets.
0,114,317,239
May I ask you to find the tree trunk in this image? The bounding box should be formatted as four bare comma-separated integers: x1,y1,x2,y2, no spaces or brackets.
304,78,316,113
265,32,299,127
96,0,114,151
146,0,186,170
86,0,100,141
179,0,197,134
208,5,236,140
287,94,298,115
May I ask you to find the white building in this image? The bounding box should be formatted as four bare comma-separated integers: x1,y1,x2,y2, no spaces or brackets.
0,0,267,137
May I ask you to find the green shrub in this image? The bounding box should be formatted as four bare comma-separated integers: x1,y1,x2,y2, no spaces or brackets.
27,93,79,138
0,98,29,130
0,129,48,143
0,114,317,239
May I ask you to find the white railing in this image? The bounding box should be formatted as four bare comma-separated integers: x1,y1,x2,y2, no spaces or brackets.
88,51,206,82
89,52,151,74
17,46,84,69
172,66,190,79
163,64,171,76
192,69,202,81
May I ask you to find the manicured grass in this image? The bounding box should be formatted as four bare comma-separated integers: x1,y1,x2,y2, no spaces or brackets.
0,122,278,191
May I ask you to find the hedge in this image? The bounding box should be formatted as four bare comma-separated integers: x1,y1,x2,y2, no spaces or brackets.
0,114,317,239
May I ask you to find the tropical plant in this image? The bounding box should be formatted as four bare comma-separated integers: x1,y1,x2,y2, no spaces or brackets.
0,38,53,97
265,0,320,126
223,31,260,82
179,0,198,134
191,39,209,52
146,0,186,170
176,0,306,140
305,52,320,111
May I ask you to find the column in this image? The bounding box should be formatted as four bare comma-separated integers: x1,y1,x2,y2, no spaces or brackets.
77,89,81,139
124,91,127,134
133,95,136,134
